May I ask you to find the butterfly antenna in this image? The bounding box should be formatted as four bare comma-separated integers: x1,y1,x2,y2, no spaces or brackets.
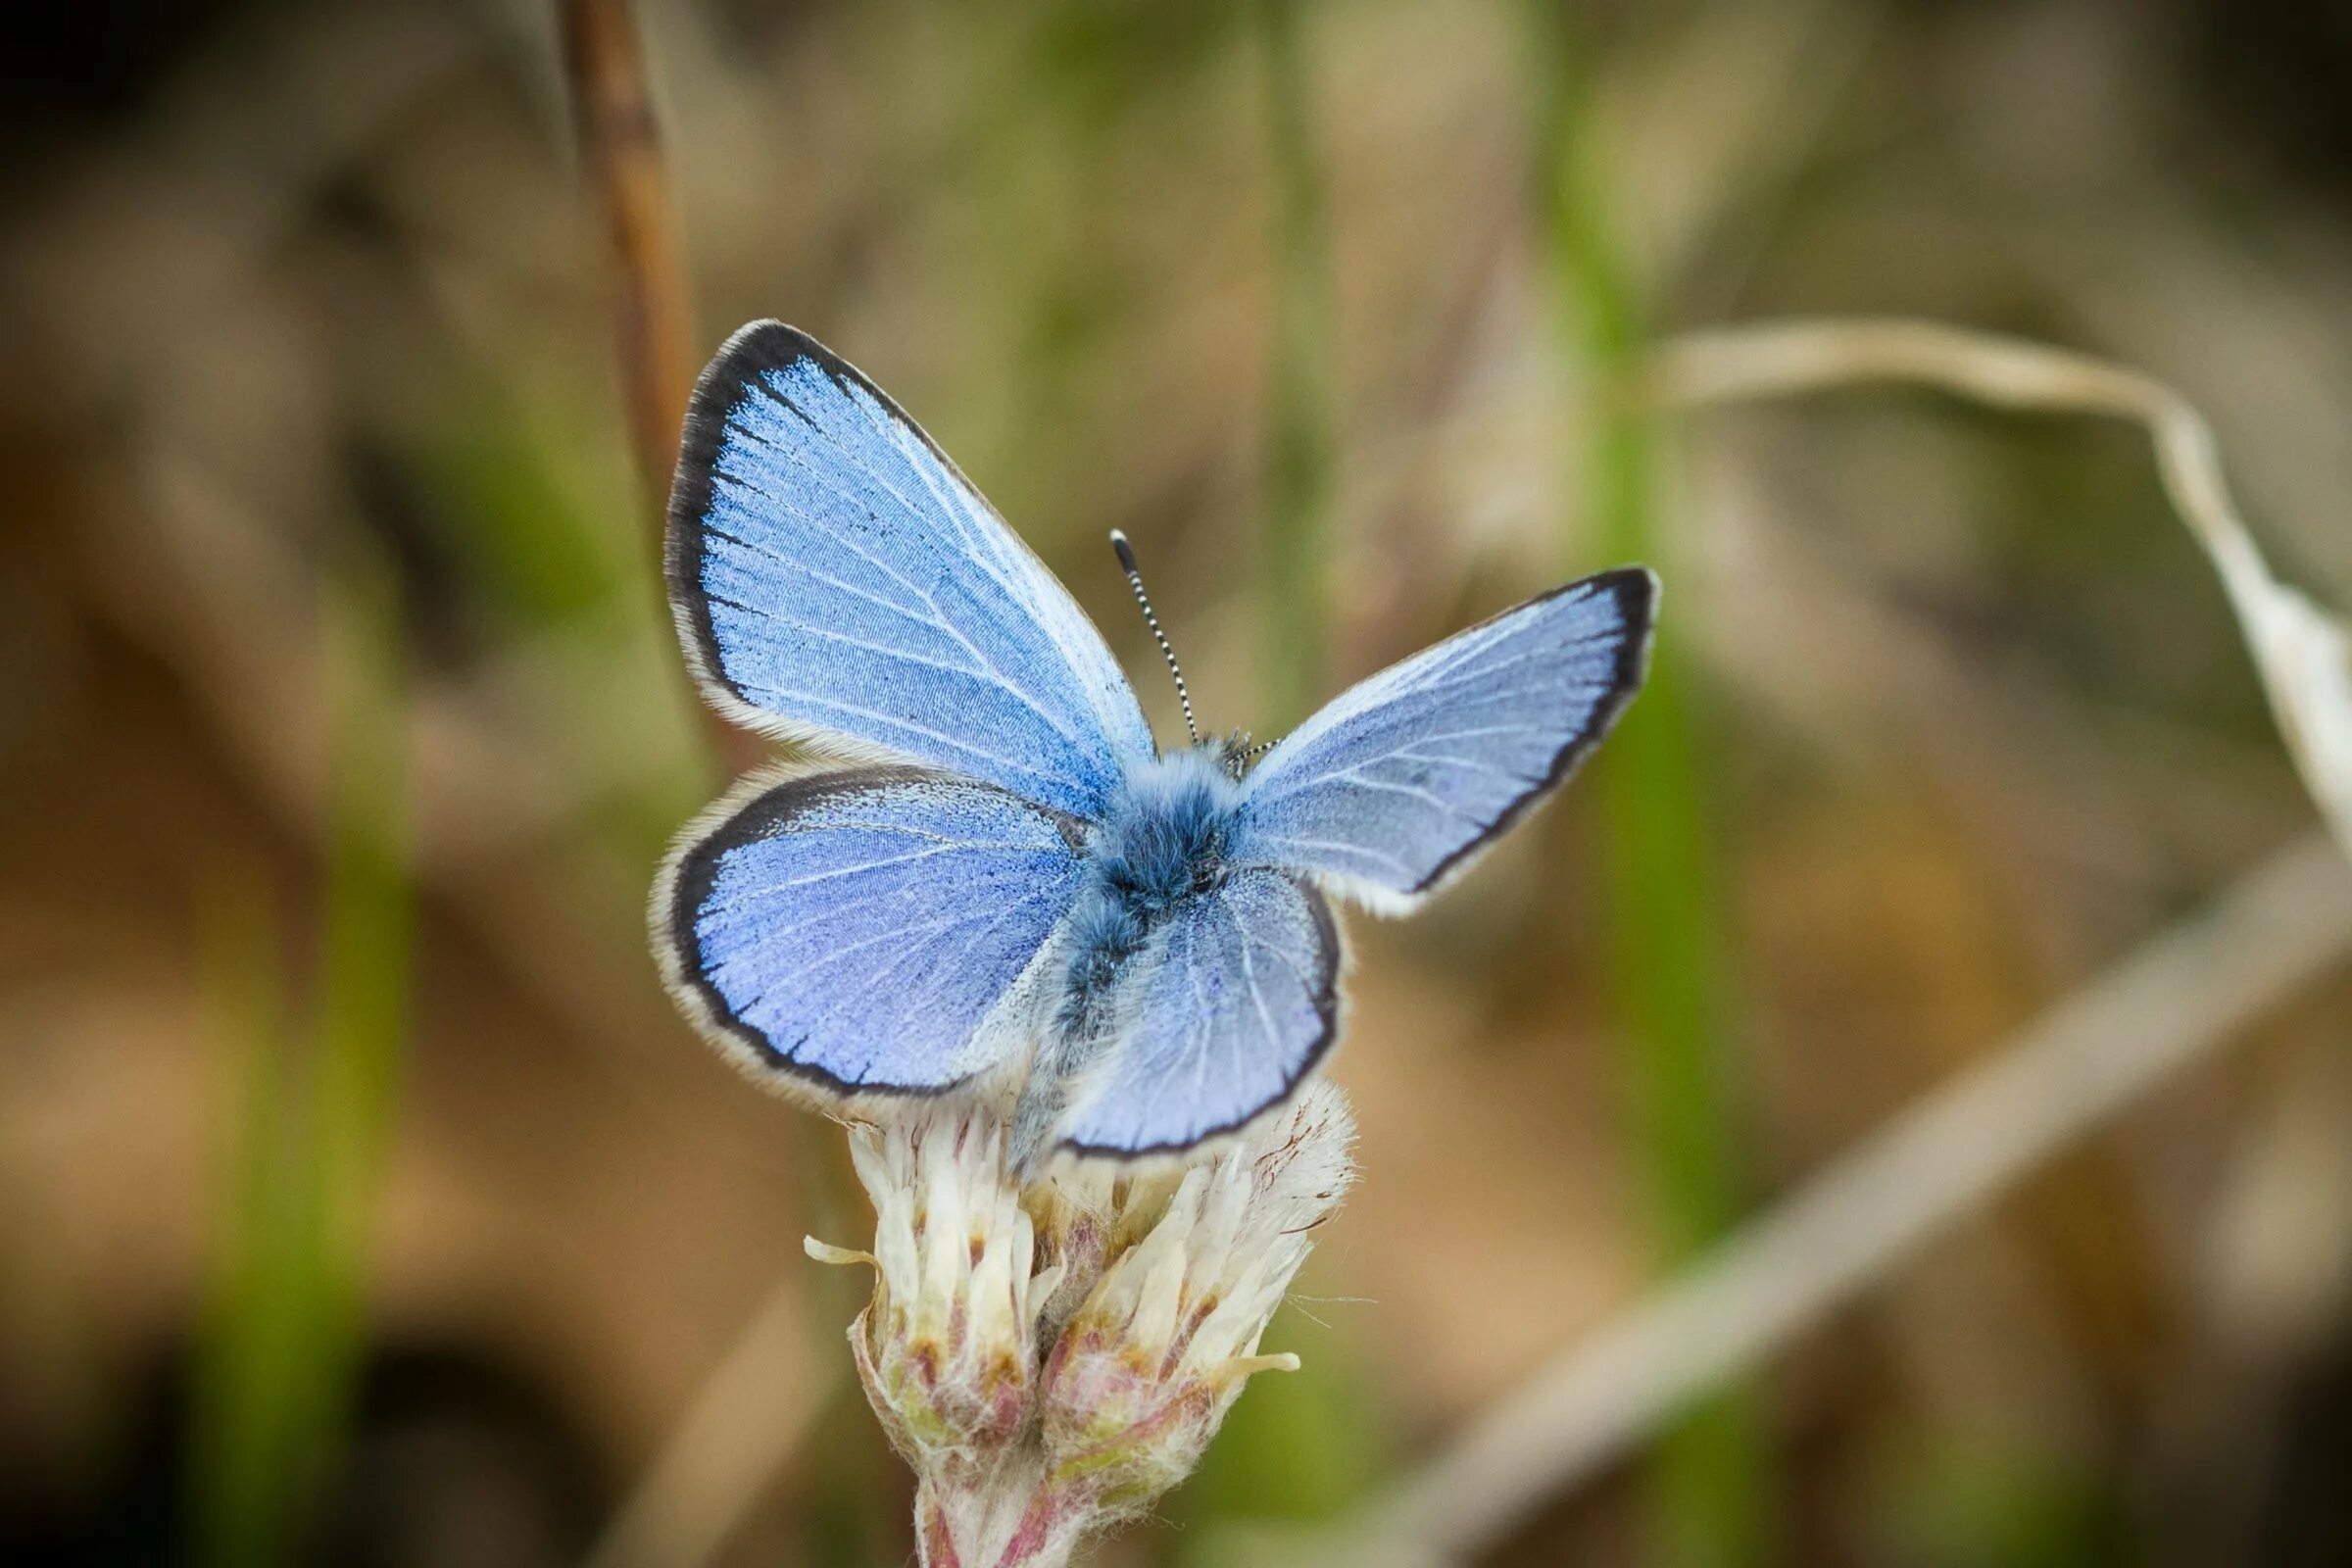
1109,529,1200,747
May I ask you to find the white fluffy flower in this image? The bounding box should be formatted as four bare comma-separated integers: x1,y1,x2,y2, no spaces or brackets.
1039,1086,1355,1516
807,1108,1051,1465
809,1084,1355,1568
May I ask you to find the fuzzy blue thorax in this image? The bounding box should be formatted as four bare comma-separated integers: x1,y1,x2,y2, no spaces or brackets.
1057,747,1247,1027
1091,747,1246,908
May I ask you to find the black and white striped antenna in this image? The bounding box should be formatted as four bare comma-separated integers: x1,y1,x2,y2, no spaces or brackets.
1109,530,1200,748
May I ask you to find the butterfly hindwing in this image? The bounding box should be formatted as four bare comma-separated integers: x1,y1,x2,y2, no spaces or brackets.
668,322,1155,819
1055,868,1340,1157
1231,567,1657,912
655,765,1087,1098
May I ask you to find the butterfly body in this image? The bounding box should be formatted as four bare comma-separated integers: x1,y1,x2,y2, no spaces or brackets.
654,321,1657,1165
1014,742,1256,1162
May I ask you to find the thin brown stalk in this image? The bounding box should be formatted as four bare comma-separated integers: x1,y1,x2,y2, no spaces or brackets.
558,0,697,540
557,0,764,778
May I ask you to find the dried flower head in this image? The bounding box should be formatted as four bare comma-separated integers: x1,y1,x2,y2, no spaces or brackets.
806,1110,1050,1468
810,1083,1355,1568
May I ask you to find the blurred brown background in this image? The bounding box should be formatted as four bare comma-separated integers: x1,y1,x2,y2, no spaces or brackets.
6,1,2352,1565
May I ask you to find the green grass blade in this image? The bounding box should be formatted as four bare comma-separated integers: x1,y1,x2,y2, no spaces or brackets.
187,865,301,1568
185,558,414,1567
1523,6,1768,1564
303,556,416,1474
1253,0,1334,732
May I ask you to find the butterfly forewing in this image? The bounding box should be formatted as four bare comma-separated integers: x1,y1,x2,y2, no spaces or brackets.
668,322,1155,819
1231,568,1657,911
656,766,1086,1097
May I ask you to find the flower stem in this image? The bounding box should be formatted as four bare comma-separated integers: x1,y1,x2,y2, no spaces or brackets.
914,1482,965,1568
914,1468,1086,1568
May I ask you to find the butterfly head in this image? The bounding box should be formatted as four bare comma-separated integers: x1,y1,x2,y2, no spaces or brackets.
1205,727,1282,779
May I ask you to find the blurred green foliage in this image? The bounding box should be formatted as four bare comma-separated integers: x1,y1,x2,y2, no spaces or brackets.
1870,1431,2135,1568
1173,1303,1391,1555
411,378,638,632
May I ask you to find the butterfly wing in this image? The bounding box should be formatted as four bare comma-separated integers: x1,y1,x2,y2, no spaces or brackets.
1054,868,1340,1157
655,765,1087,1097
1231,567,1656,912
668,322,1154,818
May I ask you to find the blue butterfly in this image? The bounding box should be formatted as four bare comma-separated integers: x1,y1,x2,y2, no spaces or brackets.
653,322,1656,1166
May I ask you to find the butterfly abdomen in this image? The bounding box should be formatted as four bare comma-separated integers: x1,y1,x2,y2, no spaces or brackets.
1054,885,1147,1034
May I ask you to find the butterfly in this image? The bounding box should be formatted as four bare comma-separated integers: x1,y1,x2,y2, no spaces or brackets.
652,321,1657,1168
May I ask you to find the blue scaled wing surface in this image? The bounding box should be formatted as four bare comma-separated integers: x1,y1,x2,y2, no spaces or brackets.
1056,868,1340,1157
667,321,1154,820
656,766,1087,1098
1231,567,1657,911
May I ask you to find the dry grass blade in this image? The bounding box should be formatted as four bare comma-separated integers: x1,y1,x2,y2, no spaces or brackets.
581,1278,820,1568
1643,318,2352,856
